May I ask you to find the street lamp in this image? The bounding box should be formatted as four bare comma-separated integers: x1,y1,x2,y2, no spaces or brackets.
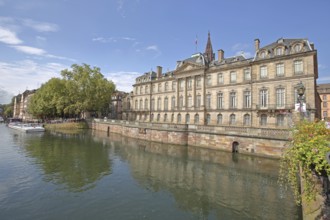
297,82,305,120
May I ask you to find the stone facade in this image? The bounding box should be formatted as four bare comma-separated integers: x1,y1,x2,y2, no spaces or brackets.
317,83,330,120
129,34,320,129
13,89,37,121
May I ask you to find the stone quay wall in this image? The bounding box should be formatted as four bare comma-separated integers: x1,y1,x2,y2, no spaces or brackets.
92,119,290,158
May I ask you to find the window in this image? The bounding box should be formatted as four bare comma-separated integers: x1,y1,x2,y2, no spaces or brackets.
196,95,201,108
294,60,303,73
188,95,192,108
243,114,251,126
230,92,237,109
260,114,267,126
150,99,154,110
179,96,183,109
186,114,190,124
135,100,138,109
171,114,174,122
187,77,192,89
140,86,143,94
139,99,143,110
244,69,251,81
157,114,160,122
158,83,162,92
194,114,199,124
152,85,155,93
196,76,201,88
276,63,284,76
244,91,251,108
151,113,154,121
165,82,169,91
145,85,148,94
217,114,223,125
323,102,328,108
230,71,237,83
260,66,268,79
275,47,283,56
229,114,236,125
323,95,327,101
164,97,168,110
206,75,212,86
276,114,285,126
206,94,211,109
144,99,148,110
260,51,266,59
157,98,161,110
179,79,184,90
294,44,302,53
164,114,167,122
217,93,223,109
171,96,175,110
206,114,211,125
218,73,224,84
172,81,176,91
323,111,328,118
260,89,268,108
177,114,181,123
276,88,285,107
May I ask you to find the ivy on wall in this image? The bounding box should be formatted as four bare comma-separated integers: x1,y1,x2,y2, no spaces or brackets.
279,120,330,205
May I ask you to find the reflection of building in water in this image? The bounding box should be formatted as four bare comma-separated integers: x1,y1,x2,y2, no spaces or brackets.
92,131,299,219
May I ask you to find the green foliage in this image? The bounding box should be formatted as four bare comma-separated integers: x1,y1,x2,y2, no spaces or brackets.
279,120,330,205
28,63,116,119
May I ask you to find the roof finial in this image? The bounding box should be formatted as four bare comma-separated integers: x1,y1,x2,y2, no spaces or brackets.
204,31,214,62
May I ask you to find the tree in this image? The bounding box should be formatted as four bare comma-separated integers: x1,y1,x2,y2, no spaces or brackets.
279,120,330,205
28,63,116,119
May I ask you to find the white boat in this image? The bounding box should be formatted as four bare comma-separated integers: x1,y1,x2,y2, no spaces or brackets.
8,123,45,133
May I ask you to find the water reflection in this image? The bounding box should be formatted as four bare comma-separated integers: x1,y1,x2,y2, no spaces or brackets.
92,130,301,220
23,130,112,192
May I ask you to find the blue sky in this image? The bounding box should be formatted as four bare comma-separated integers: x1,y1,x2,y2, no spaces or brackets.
0,0,329,104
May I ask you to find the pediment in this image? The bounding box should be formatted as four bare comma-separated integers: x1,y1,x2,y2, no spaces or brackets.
175,62,204,73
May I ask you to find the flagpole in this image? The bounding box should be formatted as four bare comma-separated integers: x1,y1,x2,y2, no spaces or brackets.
195,35,198,52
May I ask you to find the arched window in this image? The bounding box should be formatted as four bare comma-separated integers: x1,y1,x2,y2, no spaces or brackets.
139,99,143,110
157,98,161,110
276,114,285,126
177,114,181,123
260,114,267,126
171,114,174,122
229,114,236,125
206,114,211,125
243,114,251,126
164,114,167,122
194,114,199,124
186,114,190,124
135,100,138,110
171,96,176,110
217,114,222,125
151,98,155,110
164,97,168,110
157,114,160,122
150,113,154,121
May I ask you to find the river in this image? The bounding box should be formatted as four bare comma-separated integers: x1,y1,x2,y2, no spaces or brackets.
0,124,301,219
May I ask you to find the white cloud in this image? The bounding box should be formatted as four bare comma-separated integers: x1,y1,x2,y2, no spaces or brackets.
22,19,59,32
92,36,136,43
0,26,23,44
232,43,250,51
11,45,46,55
106,71,140,92
146,45,161,58
0,60,68,95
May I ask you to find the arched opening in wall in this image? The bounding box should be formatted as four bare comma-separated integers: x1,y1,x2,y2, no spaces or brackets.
232,141,239,153
107,126,110,136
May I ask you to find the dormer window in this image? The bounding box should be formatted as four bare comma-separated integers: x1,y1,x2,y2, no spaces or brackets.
294,44,302,53
275,47,283,56
260,51,266,59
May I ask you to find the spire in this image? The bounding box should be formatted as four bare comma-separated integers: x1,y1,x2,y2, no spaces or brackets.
204,31,215,62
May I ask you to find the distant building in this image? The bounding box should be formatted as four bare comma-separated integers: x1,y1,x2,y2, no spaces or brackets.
13,89,37,121
317,83,330,120
109,91,128,120
129,33,320,128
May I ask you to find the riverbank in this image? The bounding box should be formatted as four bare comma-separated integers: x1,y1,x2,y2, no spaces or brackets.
44,121,88,131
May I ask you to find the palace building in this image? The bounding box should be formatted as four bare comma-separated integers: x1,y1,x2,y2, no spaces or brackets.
126,33,320,129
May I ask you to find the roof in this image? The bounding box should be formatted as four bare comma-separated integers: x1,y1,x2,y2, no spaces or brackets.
317,83,330,94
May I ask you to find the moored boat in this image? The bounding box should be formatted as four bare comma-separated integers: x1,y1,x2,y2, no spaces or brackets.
8,123,45,133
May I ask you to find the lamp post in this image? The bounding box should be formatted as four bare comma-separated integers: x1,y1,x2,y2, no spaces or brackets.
297,82,306,121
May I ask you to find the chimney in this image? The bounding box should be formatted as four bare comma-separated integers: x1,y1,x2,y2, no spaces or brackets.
310,42,315,50
254,39,260,51
157,66,162,78
218,49,224,62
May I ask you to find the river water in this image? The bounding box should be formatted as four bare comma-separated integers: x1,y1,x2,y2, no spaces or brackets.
0,124,301,219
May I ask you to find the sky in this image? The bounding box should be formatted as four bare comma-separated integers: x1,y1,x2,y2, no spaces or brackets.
0,0,330,104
